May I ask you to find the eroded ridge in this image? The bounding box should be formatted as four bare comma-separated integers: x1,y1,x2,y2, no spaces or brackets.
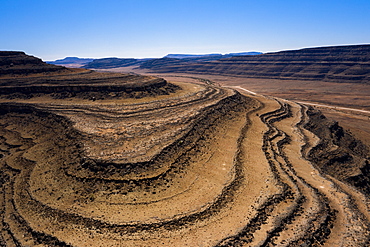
0,81,259,246
0,80,369,246
215,95,370,247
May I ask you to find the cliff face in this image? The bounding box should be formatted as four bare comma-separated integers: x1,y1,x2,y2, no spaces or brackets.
145,45,370,83
0,51,68,75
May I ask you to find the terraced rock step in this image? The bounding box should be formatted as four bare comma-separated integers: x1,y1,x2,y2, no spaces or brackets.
0,51,69,76
0,76,369,246
142,44,370,84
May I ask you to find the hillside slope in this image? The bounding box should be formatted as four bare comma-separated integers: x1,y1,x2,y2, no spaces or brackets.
82,58,146,69
0,51,69,76
47,57,94,68
81,52,262,69
0,51,179,99
144,45,370,83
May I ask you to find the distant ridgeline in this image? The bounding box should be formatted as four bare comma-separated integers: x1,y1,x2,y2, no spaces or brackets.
47,57,94,66
0,51,178,99
82,58,146,69
41,45,370,83
47,52,263,69
0,51,68,75
145,45,370,84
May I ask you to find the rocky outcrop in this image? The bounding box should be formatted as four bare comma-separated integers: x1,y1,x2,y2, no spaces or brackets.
1,82,369,246
0,51,69,75
0,76,177,99
304,107,370,195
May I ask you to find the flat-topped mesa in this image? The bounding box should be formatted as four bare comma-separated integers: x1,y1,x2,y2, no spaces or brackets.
0,51,180,99
0,51,69,76
143,44,370,84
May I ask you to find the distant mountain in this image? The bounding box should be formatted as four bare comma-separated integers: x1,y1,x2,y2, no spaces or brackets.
226,52,262,56
47,57,94,68
55,52,263,70
165,52,262,59
82,55,226,70
165,54,222,59
48,57,94,64
139,56,227,70
82,58,151,69
140,52,263,70
142,45,370,84
140,58,183,70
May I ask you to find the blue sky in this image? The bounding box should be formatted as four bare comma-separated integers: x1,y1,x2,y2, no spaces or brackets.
1,0,369,60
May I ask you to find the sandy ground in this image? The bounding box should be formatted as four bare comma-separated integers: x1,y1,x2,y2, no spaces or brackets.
1,72,369,246
102,67,370,148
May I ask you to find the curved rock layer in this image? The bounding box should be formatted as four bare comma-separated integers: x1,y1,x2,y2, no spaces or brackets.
0,82,369,246
0,69,178,101
0,51,179,100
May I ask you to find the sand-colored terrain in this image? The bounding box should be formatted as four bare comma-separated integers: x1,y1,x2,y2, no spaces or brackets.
1,51,370,246
112,70,370,148
1,75,370,246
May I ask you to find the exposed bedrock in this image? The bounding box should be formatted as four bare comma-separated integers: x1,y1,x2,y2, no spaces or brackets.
303,107,370,195
0,51,69,75
0,72,179,102
0,80,369,246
